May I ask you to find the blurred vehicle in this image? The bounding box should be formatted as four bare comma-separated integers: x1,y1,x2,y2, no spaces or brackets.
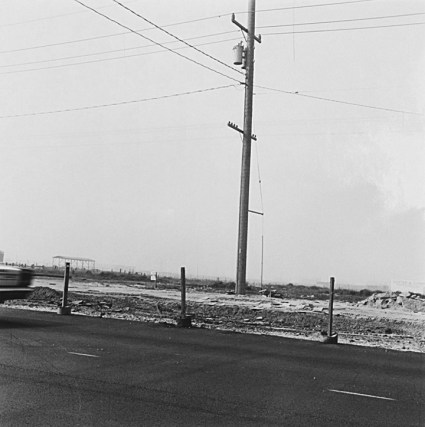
0,265,34,303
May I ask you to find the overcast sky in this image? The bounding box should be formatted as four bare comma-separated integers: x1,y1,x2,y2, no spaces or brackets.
1,0,424,288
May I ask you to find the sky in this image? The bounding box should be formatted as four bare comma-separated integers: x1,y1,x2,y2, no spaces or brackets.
1,0,424,290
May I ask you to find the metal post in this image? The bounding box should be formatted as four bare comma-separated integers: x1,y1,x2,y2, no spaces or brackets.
236,0,257,295
177,266,191,327
58,262,71,315
181,267,186,318
328,277,335,336
323,276,337,343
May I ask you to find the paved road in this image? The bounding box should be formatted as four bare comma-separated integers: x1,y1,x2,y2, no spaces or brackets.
0,307,423,426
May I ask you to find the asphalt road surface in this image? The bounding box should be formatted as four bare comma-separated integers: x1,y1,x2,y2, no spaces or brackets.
0,307,423,426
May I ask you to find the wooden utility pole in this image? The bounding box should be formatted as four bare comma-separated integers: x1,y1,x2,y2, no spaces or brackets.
235,0,258,295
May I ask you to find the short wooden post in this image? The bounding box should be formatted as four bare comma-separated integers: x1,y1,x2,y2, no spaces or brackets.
323,276,338,344
177,266,191,327
181,267,186,318
328,277,335,337
58,262,71,315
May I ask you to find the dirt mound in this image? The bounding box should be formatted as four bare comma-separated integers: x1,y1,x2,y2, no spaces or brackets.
359,291,425,312
29,286,61,300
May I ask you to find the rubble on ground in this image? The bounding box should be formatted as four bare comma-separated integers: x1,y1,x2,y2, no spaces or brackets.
3,285,424,353
359,291,425,312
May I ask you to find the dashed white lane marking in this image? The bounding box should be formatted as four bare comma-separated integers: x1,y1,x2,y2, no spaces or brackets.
68,352,99,358
329,389,396,401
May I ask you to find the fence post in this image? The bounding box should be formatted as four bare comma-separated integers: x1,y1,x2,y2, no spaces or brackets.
323,276,338,344
58,262,72,315
181,267,186,317
328,277,334,336
177,267,191,328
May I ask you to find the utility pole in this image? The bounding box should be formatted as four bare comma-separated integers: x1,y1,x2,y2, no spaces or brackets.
230,0,260,295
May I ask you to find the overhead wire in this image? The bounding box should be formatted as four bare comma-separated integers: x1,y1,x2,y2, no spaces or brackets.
0,37,241,75
3,3,422,118
0,31,240,71
0,16,234,55
2,2,421,71
255,0,378,14
0,10,88,28
2,18,420,64
1,0,377,29
0,29,131,54
255,85,424,116
3,71,421,119
72,0,242,84
0,5,226,30
0,84,237,119
264,21,425,36
258,12,425,29
156,13,229,28
0,1,381,55
0,0,396,57
0,0,141,28
111,0,243,75
2,8,422,68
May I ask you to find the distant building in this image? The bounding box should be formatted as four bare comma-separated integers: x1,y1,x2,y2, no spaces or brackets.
0,251,4,263
52,256,95,271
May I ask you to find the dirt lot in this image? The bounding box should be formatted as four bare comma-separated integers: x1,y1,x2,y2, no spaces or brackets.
4,277,425,353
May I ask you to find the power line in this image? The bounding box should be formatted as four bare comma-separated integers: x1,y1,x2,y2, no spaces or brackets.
264,21,425,36
0,16,234,55
112,0,243,76
0,0,142,28
1,0,377,29
0,30,131,55
2,16,421,58
255,85,424,116
157,13,229,28
0,30,129,55
0,28,237,56
0,37,241,76
3,8,420,59
0,10,86,28
0,4,225,30
0,31,239,70
258,12,425,29
0,1,383,55
256,0,378,14
0,84,237,119
73,0,242,84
